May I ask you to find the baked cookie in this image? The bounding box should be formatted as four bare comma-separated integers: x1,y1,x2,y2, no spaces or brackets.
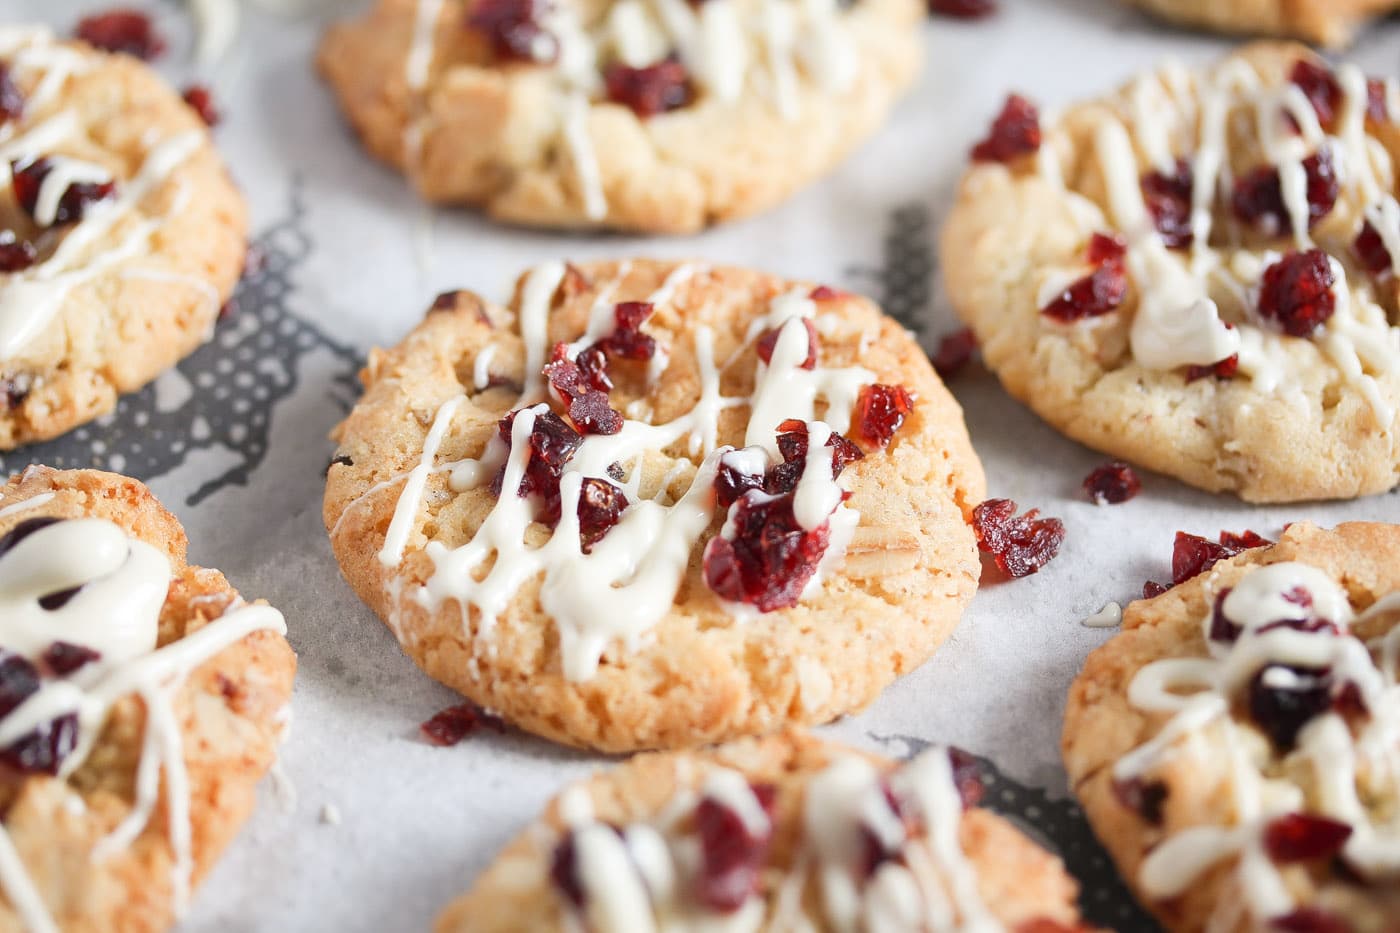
324,259,984,752
0,25,248,448
0,465,295,932
316,0,921,233
941,43,1400,503
1064,522,1400,931
438,731,1089,931
1124,0,1399,48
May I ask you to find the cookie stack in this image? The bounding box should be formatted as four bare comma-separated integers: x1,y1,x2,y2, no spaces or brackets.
0,0,1398,930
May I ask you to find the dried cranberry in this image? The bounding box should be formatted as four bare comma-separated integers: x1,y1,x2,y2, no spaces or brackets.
971,498,1065,578
1290,60,1342,128
421,703,503,746
1257,249,1336,338
75,9,165,59
1248,665,1332,751
1015,921,1088,933
715,452,766,508
0,713,78,775
1264,813,1352,863
1141,160,1194,249
604,59,693,118
1142,580,1170,599
45,636,100,670
466,0,556,62
947,747,983,809
1271,908,1353,933
768,420,863,495
602,302,658,360
1171,532,1237,585
0,231,37,273
549,832,586,907
854,384,915,448
1208,590,1240,643
577,478,627,551
703,495,830,612
181,84,220,126
756,318,818,370
0,651,39,718
1366,79,1391,124
1186,353,1239,382
544,349,624,435
11,158,117,226
1332,681,1368,719
568,390,623,435
971,94,1040,163
693,784,776,912
493,410,583,526
1218,530,1271,550
1040,234,1128,322
929,0,996,17
1083,461,1141,505
1112,776,1167,825
1354,220,1392,278
0,65,23,123
931,328,977,378
0,375,29,410
809,285,844,301
1232,149,1337,235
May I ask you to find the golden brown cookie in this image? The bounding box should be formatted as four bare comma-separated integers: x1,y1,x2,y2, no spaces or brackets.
316,0,922,233
438,731,1088,931
0,465,296,933
941,43,1400,503
0,26,247,449
1125,0,1399,48
324,259,985,752
1064,522,1400,931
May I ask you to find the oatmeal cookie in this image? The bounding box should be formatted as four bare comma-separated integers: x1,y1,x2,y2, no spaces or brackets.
1125,0,1399,48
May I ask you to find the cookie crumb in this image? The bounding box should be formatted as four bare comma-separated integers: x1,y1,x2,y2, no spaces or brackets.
320,803,342,826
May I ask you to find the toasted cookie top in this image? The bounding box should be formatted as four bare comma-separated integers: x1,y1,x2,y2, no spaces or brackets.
0,466,294,933
437,731,1088,931
317,0,921,231
1064,522,1400,931
325,260,984,751
1122,0,1400,49
942,43,1400,502
0,25,247,447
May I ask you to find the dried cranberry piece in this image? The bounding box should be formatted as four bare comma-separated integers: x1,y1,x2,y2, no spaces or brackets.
1185,353,1239,382
715,452,766,508
772,419,863,489
1248,665,1332,751
1258,249,1336,338
971,498,1065,578
1208,590,1240,643
549,831,586,907
809,285,844,301
1290,60,1342,127
181,84,220,126
1171,532,1237,585
466,0,556,62
1040,234,1128,322
0,712,79,775
577,478,627,552
1083,461,1141,505
75,9,166,59
1354,220,1392,278
1232,149,1337,235
971,94,1040,163
601,302,657,360
854,384,915,448
12,158,117,226
0,651,39,718
947,747,983,809
604,59,693,118
755,318,818,370
932,327,977,378
703,495,830,612
0,65,23,123
1141,160,1194,249
421,703,504,746
1142,580,1170,599
40,642,101,678
567,391,623,435
1112,776,1167,825
929,0,996,17
493,410,583,526
694,783,776,912
544,348,624,436
1264,813,1352,862
1218,530,1271,550
0,231,37,273
1271,908,1353,933
1366,80,1391,124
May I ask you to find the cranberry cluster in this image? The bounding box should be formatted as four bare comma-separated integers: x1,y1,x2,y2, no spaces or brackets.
1141,159,1194,249
75,8,166,60
12,158,117,227
1141,529,1271,598
1290,58,1391,130
1232,148,1337,236
1040,233,1128,322
971,498,1064,577
1257,249,1336,337
466,0,556,63
971,94,1041,163
604,60,694,119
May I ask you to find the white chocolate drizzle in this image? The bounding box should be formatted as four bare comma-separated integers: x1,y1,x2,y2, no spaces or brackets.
0,514,287,932
1113,560,1400,926
373,264,879,681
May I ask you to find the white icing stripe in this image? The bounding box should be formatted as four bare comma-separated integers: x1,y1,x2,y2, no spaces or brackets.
377,394,464,567
562,93,606,222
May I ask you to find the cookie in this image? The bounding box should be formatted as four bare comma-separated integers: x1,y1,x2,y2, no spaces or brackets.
0,25,248,448
1064,522,1400,931
324,259,984,752
316,0,921,233
0,466,295,933
1124,0,1399,48
941,43,1400,503
437,730,1088,931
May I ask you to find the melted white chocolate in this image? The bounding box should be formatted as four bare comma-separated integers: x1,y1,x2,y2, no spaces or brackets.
0,515,287,932
1114,561,1400,926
